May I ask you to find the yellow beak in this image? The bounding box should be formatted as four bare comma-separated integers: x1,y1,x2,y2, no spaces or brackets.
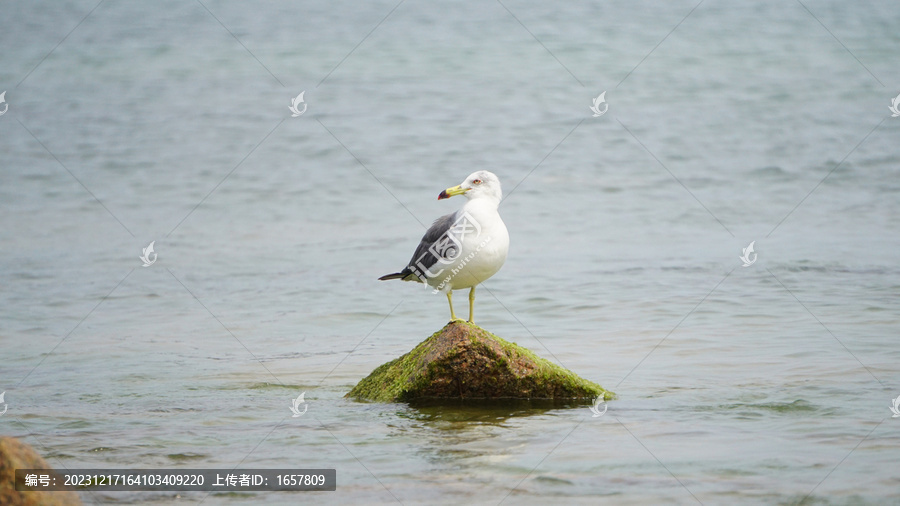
438,184,468,200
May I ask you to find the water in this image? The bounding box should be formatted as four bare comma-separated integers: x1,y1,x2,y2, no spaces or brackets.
2,0,899,504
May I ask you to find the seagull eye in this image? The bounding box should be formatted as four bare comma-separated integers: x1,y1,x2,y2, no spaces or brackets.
473,179,482,185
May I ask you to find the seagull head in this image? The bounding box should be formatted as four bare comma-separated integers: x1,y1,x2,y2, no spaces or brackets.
438,170,502,202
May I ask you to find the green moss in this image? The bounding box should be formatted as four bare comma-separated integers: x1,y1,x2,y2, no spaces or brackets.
345,321,615,403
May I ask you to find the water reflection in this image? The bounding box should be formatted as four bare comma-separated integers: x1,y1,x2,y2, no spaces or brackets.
389,399,584,468
404,398,587,425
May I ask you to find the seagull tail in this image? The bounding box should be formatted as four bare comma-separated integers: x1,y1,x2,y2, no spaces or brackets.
378,272,406,281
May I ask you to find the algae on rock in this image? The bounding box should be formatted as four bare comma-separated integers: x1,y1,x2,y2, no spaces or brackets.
346,321,614,402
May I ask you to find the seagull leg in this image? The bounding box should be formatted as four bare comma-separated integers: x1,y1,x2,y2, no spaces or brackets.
468,286,475,323
447,291,463,321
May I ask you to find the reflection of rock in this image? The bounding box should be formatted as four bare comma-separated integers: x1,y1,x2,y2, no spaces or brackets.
346,321,614,403
0,437,81,506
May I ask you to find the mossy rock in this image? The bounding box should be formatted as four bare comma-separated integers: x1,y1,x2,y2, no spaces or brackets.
0,437,81,506
346,321,614,402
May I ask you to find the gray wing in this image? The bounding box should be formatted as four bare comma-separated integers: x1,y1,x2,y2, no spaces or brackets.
379,211,459,282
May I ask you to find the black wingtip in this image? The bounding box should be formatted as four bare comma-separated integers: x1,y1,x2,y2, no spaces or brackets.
378,272,405,281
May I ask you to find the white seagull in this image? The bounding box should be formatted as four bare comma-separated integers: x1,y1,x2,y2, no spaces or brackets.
379,171,509,323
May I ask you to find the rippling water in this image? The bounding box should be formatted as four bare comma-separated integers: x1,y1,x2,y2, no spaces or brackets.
2,0,899,504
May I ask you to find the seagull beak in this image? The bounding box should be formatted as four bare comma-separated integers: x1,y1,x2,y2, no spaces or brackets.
438,184,468,200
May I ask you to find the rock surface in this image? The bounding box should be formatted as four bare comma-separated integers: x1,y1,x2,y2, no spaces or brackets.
0,436,82,506
346,321,614,402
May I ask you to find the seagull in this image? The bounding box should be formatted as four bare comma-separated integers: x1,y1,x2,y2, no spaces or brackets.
379,171,509,323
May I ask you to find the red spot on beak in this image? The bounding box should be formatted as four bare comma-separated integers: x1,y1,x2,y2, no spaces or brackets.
438,190,449,200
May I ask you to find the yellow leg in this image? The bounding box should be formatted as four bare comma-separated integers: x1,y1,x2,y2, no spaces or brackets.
447,291,463,321
468,286,475,323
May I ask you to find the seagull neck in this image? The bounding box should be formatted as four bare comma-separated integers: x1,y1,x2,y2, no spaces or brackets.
464,197,500,213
